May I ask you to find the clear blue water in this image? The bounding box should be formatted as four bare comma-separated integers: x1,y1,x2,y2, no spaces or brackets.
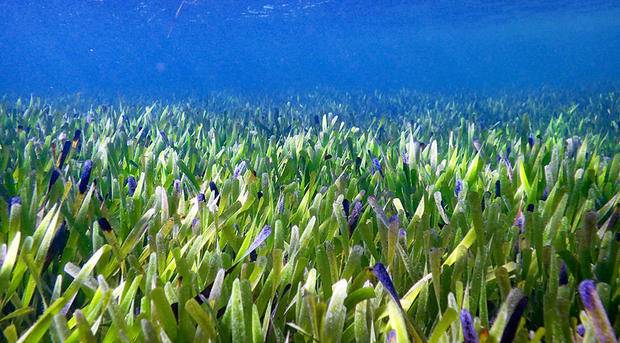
1,1,619,97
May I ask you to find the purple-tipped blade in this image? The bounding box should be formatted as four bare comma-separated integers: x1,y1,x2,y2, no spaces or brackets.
454,179,463,197
347,200,363,235
577,324,585,337
173,179,182,194
460,309,479,343
373,263,400,307
401,152,410,166
233,161,247,179
97,217,113,232
342,198,350,218
48,169,61,192
57,140,72,169
578,280,617,342
8,196,21,216
500,297,528,343
126,176,137,196
242,225,272,261
371,158,384,178
209,181,220,205
559,261,568,286
197,193,206,202
78,160,93,194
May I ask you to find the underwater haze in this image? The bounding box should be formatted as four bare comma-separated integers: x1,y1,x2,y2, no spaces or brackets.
3,2,620,343
1,0,620,97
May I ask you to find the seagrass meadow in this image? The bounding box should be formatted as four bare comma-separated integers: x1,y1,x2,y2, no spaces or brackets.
0,90,619,342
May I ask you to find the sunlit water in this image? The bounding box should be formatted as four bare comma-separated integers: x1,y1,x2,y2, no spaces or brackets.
0,0,619,98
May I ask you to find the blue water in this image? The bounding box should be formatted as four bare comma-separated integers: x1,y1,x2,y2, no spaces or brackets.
1,1,619,97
